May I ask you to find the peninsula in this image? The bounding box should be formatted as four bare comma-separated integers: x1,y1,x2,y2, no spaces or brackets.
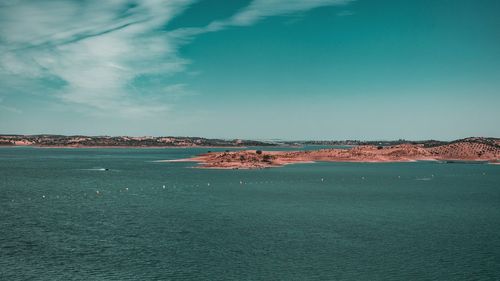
181,137,500,169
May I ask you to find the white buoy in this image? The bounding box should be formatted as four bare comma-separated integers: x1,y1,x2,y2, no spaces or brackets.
321,178,324,182
240,180,243,185
361,176,365,180
163,185,166,189
125,187,129,191
42,195,45,199
207,183,210,186
96,190,100,195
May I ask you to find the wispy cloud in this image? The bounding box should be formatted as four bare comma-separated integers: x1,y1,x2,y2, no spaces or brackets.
0,0,353,118
169,0,354,44
0,0,195,117
220,0,353,26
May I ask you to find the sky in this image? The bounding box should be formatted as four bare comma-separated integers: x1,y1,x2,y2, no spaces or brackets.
0,0,499,140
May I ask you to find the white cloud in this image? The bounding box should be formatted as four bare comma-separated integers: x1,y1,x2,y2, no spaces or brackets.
226,0,353,26
169,0,354,42
0,0,354,118
0,0,195,117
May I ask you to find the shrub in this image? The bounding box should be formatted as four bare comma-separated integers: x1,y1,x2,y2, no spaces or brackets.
256,150,262,155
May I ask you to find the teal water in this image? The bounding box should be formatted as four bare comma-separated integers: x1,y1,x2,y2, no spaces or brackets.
1,147,499,280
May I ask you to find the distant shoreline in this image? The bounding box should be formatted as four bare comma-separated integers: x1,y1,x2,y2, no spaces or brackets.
0,134,276,148
0,145,251,149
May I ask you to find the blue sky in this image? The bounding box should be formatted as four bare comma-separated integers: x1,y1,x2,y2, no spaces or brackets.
1,0,499,140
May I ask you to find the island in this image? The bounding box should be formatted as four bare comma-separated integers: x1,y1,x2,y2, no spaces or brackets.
177,137,500,169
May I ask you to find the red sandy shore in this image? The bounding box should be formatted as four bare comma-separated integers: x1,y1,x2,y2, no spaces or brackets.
174,142,500,169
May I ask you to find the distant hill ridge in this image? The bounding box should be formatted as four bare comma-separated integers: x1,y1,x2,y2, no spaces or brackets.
0,134,275,147
0,135,499,149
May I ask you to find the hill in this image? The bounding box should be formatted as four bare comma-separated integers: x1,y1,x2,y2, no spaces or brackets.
0,135,275,147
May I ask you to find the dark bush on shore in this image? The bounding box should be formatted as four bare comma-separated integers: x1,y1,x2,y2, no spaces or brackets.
256,150,262,155
262,154,271,162
377,146,383,150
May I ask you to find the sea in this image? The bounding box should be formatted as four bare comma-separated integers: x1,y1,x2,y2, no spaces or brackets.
1,146,499,280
